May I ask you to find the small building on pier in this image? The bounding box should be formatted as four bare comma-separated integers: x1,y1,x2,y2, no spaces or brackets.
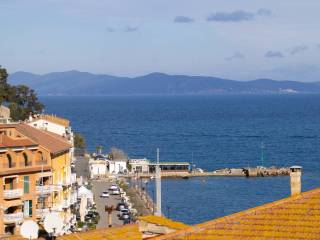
149,162,190,173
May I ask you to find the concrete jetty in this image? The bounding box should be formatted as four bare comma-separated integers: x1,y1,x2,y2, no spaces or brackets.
128,167,290,179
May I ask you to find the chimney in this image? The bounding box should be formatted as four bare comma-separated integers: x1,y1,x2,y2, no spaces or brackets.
290,166,302,196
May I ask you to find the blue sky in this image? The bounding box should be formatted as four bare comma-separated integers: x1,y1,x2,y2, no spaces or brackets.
1,0,320,81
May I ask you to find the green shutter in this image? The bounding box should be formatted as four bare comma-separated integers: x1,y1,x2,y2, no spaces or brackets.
24,176,29,193
29,200,32,216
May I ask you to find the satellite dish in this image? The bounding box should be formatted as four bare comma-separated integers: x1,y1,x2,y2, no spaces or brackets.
20,220,39,239
44,212,63,236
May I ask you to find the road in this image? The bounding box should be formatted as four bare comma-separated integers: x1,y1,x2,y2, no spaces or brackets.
92,180,123,228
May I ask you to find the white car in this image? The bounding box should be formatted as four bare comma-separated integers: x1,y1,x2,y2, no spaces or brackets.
111,189,120,195
100,191,109,198
109,185,118,190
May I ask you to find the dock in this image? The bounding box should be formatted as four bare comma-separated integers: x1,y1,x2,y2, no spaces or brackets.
128,167,290,179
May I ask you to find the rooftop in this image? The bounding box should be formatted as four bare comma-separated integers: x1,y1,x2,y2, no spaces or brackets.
149,162,190,166
58,224,141,240
0,134,37,148
139,216,189,230
152,187,320,240
31,114,70,127
14,123,71,155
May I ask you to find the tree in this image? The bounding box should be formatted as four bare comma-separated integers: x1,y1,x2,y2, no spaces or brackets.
0,66,10,105
74,133,86,149
0,66,44,121
109,147,128,160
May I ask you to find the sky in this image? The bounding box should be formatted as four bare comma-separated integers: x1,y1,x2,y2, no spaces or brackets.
1,0,320,82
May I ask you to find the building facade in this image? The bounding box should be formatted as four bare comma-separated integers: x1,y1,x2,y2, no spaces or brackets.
0,125,52,235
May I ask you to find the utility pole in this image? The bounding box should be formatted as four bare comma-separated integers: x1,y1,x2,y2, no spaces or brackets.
155,148,161,216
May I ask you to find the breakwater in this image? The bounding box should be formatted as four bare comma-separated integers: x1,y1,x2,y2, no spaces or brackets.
128,167,290,179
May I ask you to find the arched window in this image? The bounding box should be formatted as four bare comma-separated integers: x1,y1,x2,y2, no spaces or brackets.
37,151,46,165
7,154,12,168
23,153,29,166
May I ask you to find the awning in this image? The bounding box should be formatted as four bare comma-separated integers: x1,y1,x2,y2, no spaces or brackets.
36,171,53,178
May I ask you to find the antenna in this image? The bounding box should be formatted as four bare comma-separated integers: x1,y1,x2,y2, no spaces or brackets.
20,220,39,240
44,212,63,237
155,148,162,216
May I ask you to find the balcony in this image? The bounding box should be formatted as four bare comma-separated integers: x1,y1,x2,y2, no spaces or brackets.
62,178,71,187
3,212,23,223
4,163,17,168
52,185,63,192
36,185,53,195
62,199,71,209
3,189,23,199
36,208,50,218
35,160,48,166
71,173,77,184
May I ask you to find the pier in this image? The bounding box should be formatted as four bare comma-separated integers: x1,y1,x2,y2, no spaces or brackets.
128,166,290,179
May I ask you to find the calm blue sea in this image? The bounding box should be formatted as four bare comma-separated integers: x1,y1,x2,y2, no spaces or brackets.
41,95,320,224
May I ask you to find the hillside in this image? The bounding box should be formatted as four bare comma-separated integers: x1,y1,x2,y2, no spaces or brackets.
8,71,320,96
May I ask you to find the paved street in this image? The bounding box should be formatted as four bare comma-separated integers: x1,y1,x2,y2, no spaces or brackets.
92,180,123,228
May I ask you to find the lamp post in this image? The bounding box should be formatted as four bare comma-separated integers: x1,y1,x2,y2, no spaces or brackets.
105,205,114,228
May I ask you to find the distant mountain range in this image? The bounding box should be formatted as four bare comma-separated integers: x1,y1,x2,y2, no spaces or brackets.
8,70,320,96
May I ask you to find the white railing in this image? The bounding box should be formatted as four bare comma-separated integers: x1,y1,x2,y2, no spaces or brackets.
3,212,23,223
36,185,53,194
52,185,63,192
71,173,77,184
3,189,23,199
62,177,71,187
62,199,71,209
70,192,77,204
36,208,50,218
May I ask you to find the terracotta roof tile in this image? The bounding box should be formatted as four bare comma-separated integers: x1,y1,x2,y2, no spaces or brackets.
58,224,141,240
139,216,189,230
0,134,37,148
152,188,320,240
14,123,71,155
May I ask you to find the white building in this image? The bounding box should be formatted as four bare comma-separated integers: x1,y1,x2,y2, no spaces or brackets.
129,158,150,173
89,159,108,178
108,159,128,174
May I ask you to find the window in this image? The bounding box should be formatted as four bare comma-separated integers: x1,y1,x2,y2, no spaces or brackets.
7,154,12,168
23,200,32,217
23,153,29,166
24,176,29,193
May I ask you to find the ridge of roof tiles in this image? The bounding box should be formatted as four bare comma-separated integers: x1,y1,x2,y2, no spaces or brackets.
151,188,320,240
58,224,141,240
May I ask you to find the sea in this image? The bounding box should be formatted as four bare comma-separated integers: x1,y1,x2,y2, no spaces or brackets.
42,94,320,225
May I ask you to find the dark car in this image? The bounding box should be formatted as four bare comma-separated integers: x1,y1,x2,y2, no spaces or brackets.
116,202,128,211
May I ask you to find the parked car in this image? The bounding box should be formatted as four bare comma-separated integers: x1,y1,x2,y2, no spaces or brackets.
110,189,120,195
119,209,130,218
116,202,128,211
109,185,118,190
100,191,109,198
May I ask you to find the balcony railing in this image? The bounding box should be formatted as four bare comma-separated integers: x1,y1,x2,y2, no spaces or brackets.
36,208,50,218
52,185,63,192
3,189,23,199
3,163,17,168
62,178,71,187
71,173,77,184
36,185,53,195
3,212,23,223
35,160,48,166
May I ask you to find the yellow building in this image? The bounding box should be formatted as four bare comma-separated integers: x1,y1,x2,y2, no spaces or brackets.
14,124,75,226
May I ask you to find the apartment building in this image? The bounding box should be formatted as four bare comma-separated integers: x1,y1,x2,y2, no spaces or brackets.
0,125,52,235
14,124,76,228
